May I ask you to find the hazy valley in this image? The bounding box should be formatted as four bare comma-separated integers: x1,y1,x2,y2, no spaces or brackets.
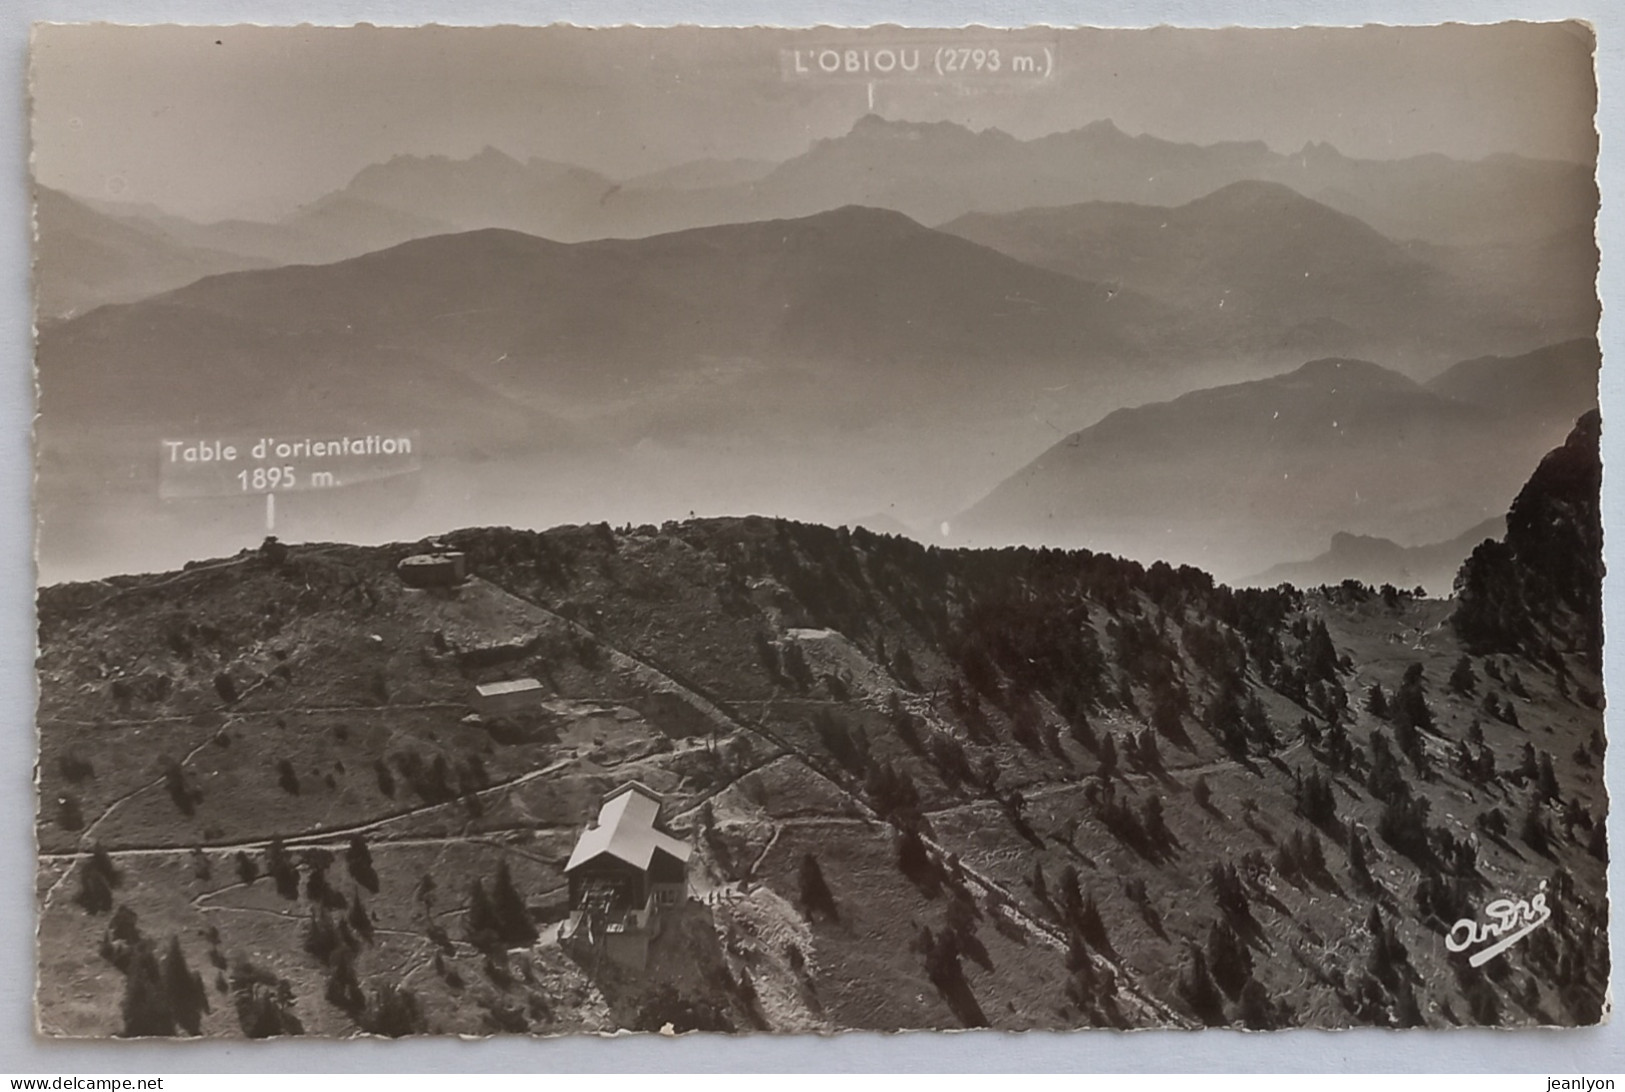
34,135,1599,587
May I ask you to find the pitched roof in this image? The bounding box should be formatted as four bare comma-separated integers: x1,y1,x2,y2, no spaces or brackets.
565,781,692,873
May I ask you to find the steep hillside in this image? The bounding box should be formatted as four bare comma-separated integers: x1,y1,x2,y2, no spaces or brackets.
941,182,1575,362
1408,228,1599,349
36,425,1606,1036
33,203,1230,586
1426,339,1600,430
33,187,272,319
1454,410,1604,668
945,181,1417,292
957,358,1494,577
38,207,1172,436
956,348,1596,581
277,193,457,262
54,192,455,278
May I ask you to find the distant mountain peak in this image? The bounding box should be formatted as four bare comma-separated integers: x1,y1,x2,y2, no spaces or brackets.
842,114,1010,144
849,112,930,133
1327,530,1396,551
1187,178,1310,206
1293,140,1346,161
1078,118,1126,137
1245,515,1507,595
352,144,529,182
814,203,922,225
848,112,895,132
1181,180,1387,241
1285,356,1417,389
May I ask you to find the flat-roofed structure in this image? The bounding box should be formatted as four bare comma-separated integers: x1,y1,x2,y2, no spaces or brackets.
397,551,467,588
473,677,545,717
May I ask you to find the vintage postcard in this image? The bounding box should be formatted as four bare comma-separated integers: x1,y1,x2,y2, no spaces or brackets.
30,23,1605,1037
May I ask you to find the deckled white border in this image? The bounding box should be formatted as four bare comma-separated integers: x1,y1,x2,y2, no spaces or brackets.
3,0,1621,1073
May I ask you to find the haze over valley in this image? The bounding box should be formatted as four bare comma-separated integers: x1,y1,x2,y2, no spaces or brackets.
34,121,1599,586
32,23,1599,592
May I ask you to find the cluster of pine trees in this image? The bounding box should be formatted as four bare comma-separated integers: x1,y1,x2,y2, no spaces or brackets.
1455,411,1602,669
426,423,1606,1030
465,860,538,950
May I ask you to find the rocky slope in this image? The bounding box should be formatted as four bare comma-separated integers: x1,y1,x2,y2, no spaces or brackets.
35,422,1607,1037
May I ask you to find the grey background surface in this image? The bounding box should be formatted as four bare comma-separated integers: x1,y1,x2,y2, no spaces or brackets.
1,0,1621,1072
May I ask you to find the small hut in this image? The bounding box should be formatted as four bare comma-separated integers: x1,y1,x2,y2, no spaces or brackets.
397,551,467,588
473,678,545,717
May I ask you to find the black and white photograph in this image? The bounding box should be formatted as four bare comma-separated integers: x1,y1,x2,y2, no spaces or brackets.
28,21,1607,1038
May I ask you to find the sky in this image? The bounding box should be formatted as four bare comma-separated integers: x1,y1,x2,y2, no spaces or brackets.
29,21,1599,221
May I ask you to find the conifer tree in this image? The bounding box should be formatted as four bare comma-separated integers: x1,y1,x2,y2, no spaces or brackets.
1522,797,1552,854
897,825,933,885
1144,794,1172,848
1097,734,1118,779
360,984,427,1037
74,854,115,914
324,946,364,1013
1179,946,1225,1026
1077,893,1110,954
265,837,299,900
229,956,304,1038
797,853,838,922
1030,860,1049,904
346,835,379,893
1537,752,1561,801
1450,656,1478,696
1207,918,1253,998
120,942,177,1038
160,935,209,1035
348,890,375,943
491,860,536,944
465,879,498,944
1239,979,1274,1029
1056,864,1083,925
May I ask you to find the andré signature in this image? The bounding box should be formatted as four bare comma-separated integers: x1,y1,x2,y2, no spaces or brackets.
1446,881,1552,967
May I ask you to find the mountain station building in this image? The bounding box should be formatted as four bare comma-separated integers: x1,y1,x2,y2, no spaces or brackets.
560,781,691,970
